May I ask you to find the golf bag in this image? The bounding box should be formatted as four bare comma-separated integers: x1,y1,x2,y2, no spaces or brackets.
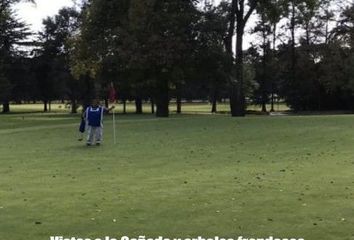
79,118,86,133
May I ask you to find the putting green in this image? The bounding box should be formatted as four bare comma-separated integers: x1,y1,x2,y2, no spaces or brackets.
0,113,353,240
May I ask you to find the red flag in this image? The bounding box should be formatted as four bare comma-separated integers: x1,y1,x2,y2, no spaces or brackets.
108,82,117,103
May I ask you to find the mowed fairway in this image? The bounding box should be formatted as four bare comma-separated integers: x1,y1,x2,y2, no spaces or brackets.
1,113,354,240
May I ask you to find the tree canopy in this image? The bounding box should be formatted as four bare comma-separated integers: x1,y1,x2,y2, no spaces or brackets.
2,0,354,115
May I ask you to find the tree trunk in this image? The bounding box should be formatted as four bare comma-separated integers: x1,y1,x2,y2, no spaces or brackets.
271,22,277,113
151,98,155,114
156,78,169,118
231,22,246,117
49,101,51,112
44,100,48,112
273,23,277,50
211,89,217,113
71,99,77,114
261,30,268,113
2,101,10,113
270,91,275,112
305,22,310,46
225,0,237,57
211,98,217,113
225,0,236,116
291,1,296,80
123,99,127,114
325,17,329,44
176,95,182,114
135,97,143,114
261,102,267,113
104,98,109,108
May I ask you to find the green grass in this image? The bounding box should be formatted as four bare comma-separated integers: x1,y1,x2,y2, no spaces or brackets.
6,102,290,114
1,112,354,240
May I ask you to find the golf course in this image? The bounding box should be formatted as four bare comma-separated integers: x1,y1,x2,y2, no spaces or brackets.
3,0,354,239
1,105,354,240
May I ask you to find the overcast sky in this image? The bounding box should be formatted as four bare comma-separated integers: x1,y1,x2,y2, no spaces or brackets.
14,0,225,32
13,0,350,50
13,0,253,50
14,0,75,32
14,0,230,32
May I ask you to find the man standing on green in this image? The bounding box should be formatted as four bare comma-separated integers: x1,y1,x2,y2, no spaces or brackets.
84,99,115,146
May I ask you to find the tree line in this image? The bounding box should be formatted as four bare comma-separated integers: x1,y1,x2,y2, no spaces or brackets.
1,0,354,116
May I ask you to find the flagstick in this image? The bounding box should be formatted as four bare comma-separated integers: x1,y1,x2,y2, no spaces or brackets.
113,106,116,145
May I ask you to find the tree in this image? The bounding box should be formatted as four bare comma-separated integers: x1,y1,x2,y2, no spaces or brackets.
252,6,273,112
255,0,284,111
277,0,342,111
73,0,200,117
126,0,200,117
71,0,131,108
0,0,32,113
225,0,260,117
35,7,80,112
195,2,229,113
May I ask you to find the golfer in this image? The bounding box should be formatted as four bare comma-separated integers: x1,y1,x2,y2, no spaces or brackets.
84,99,115,146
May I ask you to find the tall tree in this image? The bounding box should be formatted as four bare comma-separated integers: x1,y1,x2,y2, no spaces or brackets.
71,0,131,108
225,0,259,117
127,0,200,117
74,0,200,117
256,0,284,111
35,7,80,112
196,2,229,113
0,0,32,113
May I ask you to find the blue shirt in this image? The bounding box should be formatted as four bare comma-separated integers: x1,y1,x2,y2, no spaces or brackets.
85,106,104,127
